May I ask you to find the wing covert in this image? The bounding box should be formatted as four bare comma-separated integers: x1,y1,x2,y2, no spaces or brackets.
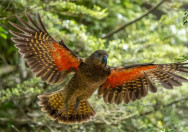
98,62,188,104
9,12,81,84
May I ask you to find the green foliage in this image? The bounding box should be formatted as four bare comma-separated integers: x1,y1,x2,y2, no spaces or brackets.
0,78,44,102
45,1,108,20
0,26,8,39
0,0,188,132
183,10,188,26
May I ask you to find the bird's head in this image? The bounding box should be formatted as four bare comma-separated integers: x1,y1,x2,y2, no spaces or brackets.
86,50,108,67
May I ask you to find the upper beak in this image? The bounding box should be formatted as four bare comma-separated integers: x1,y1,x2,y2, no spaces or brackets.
103,55,108,66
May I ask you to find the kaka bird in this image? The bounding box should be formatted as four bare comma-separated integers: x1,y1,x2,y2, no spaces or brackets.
9,12,188,124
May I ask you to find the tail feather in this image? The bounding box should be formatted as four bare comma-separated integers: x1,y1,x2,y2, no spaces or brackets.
37,91,96,124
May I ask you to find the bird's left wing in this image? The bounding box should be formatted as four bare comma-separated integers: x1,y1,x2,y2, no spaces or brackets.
98,62,188,104
9,12,82,84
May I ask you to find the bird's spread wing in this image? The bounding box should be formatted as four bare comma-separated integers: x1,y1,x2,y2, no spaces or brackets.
98,62,188,104
9,12,81,84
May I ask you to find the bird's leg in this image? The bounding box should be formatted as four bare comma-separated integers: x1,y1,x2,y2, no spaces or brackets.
56,100,69,117
56,97,68,116
74,98,80,114
64,100,69,117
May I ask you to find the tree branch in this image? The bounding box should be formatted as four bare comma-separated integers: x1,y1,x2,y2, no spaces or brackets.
140,97,188,116
102,0,167,39
106,97,188,125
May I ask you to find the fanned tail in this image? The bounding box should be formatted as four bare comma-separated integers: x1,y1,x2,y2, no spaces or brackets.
37,91,96,124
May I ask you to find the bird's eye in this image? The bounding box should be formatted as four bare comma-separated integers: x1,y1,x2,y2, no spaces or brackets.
96,52,101,56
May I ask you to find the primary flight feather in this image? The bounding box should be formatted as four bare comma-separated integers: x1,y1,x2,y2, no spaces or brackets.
9,12,188,124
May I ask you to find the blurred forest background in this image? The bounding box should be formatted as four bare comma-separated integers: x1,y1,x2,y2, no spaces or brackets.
0,0,188,132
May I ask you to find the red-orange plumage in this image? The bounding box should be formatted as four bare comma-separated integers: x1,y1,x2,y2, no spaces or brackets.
103,65,157,88
9,12,81,85
51,42,80,71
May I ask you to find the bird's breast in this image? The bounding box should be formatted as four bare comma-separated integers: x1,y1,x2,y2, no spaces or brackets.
64,63,110,101
78,64,109,85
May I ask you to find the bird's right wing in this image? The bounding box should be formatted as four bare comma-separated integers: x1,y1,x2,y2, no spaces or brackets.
9,12,82,84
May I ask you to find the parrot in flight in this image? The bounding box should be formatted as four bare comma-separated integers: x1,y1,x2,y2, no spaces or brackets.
9,12,188,124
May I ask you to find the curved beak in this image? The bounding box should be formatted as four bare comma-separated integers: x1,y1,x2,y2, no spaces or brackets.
103,55,108,66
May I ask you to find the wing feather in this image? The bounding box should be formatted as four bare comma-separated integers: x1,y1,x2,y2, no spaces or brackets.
98,62,188,104
10,12,81,84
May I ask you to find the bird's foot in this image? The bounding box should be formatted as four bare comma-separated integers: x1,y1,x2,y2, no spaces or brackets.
57,101,69,117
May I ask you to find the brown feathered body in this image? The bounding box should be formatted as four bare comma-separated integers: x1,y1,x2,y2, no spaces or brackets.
38,51,110,123
64,61,110,104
